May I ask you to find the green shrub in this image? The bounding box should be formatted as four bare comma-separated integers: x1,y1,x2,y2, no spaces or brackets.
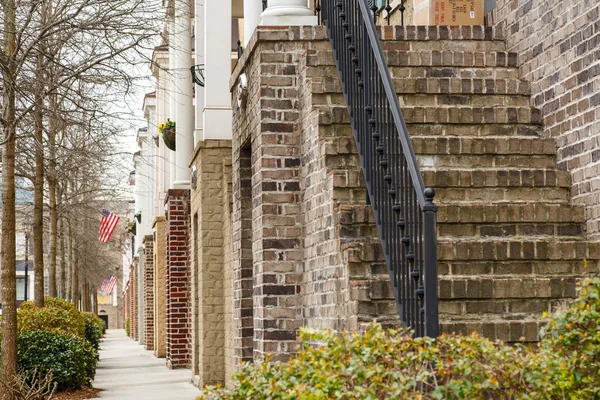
17,299,86,338
83,313,105,351
18,330,98,391
126,317,130,337
200,278,600,400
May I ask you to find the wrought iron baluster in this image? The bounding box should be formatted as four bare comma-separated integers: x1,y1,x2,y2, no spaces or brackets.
323,0,438,337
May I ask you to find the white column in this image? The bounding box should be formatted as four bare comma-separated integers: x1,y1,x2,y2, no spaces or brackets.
172,0,194,188
203,0,232,140
194,0,204,143
133,155,142,251
260,0,317,25
168,13,177,190
244,0,262,45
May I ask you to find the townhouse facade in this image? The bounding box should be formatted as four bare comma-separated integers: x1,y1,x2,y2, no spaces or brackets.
123,0,600,389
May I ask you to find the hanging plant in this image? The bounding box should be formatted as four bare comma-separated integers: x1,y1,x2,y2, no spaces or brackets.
158,119,176,151
135,212,142,223
126,220,137,236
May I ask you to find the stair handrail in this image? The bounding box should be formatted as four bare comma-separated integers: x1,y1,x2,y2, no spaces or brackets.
322,0,439,337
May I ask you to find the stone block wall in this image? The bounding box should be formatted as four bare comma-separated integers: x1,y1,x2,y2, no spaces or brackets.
153,217,167,358
189,140,233,387
490,0,600,237
143,235,155,350
165,190,191,369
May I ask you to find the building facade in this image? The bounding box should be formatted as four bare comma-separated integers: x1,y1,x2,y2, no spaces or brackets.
122,0,600,389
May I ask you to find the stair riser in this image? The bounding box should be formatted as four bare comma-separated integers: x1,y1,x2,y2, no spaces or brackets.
439,223,583,238
412,137,556,156
423,170,570,189
400,94,530,107
434,187,569,203
418,155,557,169
437,204,585,224
438,260,597,276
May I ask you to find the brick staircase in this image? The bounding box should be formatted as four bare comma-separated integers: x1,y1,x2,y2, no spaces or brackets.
310,25,600,341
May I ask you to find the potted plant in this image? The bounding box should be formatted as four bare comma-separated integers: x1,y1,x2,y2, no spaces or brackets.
158,119,176,151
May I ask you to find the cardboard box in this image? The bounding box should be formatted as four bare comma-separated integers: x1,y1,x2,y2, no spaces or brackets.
430,0,484,26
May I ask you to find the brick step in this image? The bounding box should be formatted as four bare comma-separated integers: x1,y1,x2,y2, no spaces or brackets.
434,186,569,203
437,204,585,224
401,106,542,125
407,123,542,138
440,298,562,320
382,48,518,68
412,136,556,156
422,169,570,189
393,77,530,95
377,25,506,42
399,93,531,107
389,66,520,80
438,259,597,277
418,154,556,169
313,76,531,96
438,222,584,239
439,319,540,342
438,276,578,301
438,239,600,262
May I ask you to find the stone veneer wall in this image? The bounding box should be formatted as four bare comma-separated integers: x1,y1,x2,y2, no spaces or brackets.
165,190,191,369
230,26,396,364
490,0,600,237
222,159,235,387
143,235,155,350
189,141,233,386
153,217,167,358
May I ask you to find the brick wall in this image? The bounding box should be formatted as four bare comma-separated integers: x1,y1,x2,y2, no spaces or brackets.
153,217,167,358
189,140,232,386
229,26,397,364
490,0,600,237
165,190,191,369
143,235,155,350
131,259,138,340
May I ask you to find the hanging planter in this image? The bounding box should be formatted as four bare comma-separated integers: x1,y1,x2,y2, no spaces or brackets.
126,220,137,236
158,119,176,151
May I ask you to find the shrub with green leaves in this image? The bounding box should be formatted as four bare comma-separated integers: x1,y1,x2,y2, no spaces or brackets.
18,330,98,391
199,278,600,400
17,299,86,338
83,312,105,351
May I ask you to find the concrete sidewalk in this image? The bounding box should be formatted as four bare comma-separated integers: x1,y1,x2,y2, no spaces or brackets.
93,330,200,400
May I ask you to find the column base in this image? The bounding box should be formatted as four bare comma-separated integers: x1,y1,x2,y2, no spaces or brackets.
260,5,318,26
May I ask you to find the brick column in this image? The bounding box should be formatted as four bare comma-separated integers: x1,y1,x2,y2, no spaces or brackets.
132,258,139,341
165,189,191,369
153,217,167,358
143,235,155,350
189,141,232,386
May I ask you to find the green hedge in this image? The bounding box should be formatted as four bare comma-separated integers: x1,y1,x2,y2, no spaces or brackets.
83,312,105,351
18,330,98,391
18,298,86,338
199,278,600,400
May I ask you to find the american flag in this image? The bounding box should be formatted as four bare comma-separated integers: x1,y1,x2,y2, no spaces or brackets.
100,275,117,294
99,209,120,243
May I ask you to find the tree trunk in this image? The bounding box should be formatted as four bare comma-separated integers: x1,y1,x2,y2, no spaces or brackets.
59,213,66,299
1,0,18,393
33,48,45,308
68,218,74,303
71,238,79,310
47,94,58,297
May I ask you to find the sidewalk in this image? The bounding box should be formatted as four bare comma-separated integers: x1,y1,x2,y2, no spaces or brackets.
93,330,200,400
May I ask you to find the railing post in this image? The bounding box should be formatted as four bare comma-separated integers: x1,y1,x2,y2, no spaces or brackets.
423,188,439,337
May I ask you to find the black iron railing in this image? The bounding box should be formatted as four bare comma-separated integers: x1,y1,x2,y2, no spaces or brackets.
322,0,438,337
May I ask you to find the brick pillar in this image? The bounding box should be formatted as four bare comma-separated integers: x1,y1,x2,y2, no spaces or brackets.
131,258,138,341
143,235,155,350
189,141,232,385
153,217,167,357
165,189,191,369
